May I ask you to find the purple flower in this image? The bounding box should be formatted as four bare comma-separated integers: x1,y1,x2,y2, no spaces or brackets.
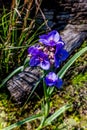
39,30,64,47
54,47,69,68
44,72,63,88
28,46,50,70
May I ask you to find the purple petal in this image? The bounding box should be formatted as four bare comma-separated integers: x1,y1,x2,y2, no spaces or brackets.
39,34,47,39
39,34,49,45
55,49,69,61
28,46,39,56
48,40,57,46
47,30,60,43
39,51,48,59
39,39,49,45
39,60,50,70
29,57,40,66
56,79,63,89
56,41,65,46
39,30,61,46
59,49,69,61
56,43,64,52
54,59,60,68
44,72,58,86
54,49,69,68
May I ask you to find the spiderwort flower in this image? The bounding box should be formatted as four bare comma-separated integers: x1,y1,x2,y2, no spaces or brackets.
44,72,63,88
39,30,64,47
39,30,69,67
28,46,50,70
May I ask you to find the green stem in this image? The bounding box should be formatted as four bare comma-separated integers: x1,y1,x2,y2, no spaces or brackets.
36,80,50,130
45,100,50,117
43,80,50,117
36,116,45,130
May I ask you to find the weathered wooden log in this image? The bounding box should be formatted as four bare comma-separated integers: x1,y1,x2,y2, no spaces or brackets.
7,0,87,105
39,0,87,30
7,67,43,105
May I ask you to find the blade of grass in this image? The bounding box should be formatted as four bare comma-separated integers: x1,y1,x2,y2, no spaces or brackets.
1,9,10,37
3,113,42,130
44,104,71,127
58,47,87,78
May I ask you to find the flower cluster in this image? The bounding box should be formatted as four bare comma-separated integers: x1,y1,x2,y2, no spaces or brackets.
28,30,69,88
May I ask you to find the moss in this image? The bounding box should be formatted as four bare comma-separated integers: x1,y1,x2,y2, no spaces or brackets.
72,72,87,87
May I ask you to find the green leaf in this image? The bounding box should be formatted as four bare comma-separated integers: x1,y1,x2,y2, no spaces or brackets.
0,66,23,88
3,114,42,130
44,104,71,126
23,57,30,69
47,87,55,96
58,47,87,78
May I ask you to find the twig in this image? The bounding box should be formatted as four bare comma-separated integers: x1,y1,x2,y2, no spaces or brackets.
35,0,51,31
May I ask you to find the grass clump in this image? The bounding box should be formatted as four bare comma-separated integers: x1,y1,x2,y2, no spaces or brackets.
0,0,44,83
